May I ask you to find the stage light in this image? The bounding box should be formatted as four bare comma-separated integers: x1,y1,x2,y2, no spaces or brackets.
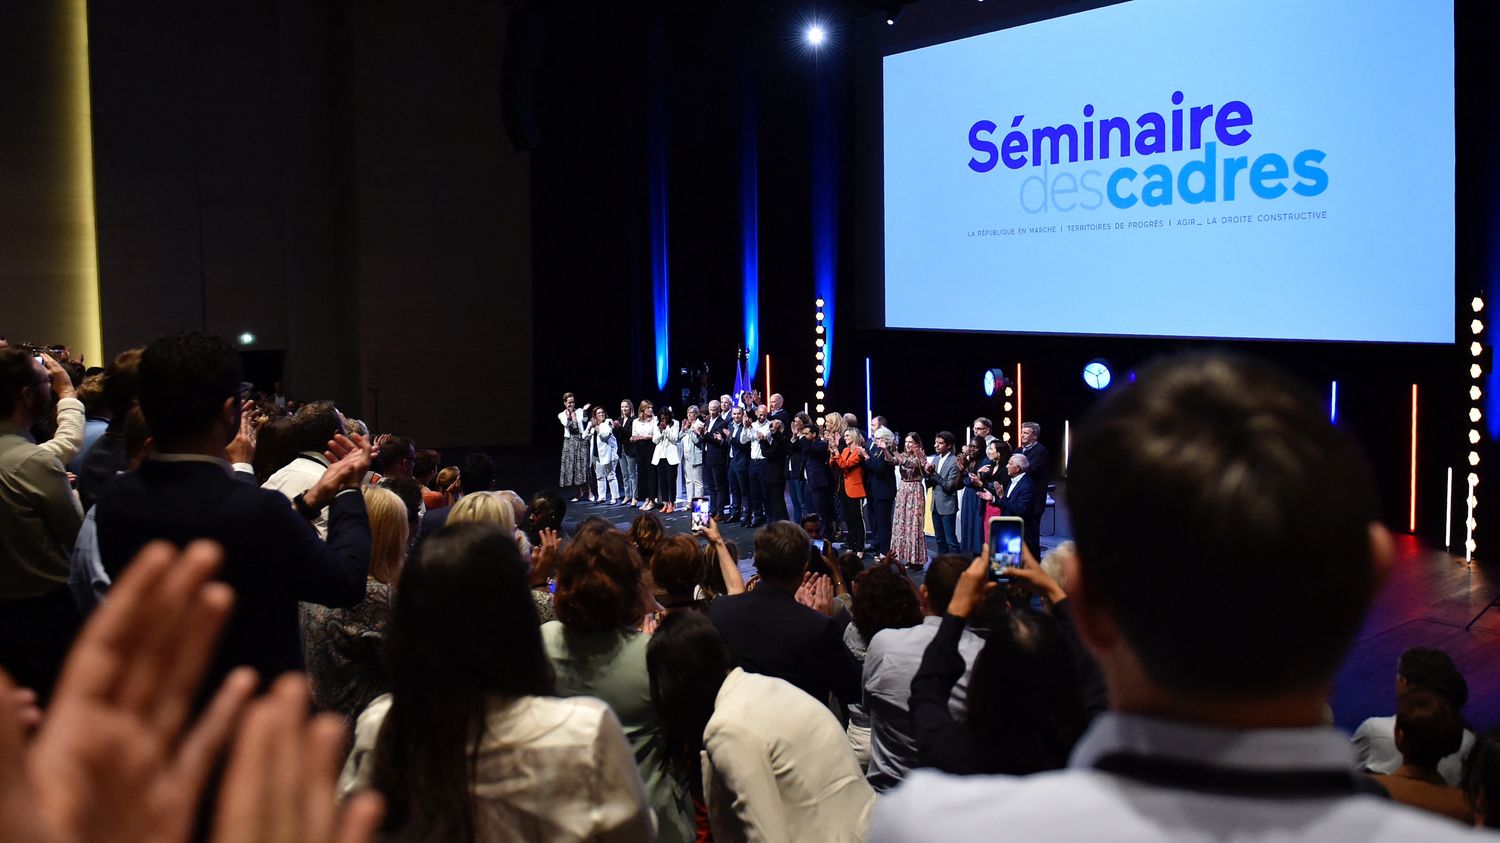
884,3,904,25
816,338,824,348
1471,495,1480,508
1470,451,1481,466
983,369,996,397
1473,342,1484,356
816,378,825,387
1004,386,1013,397
1475,297,1485,313
816,311,824,321
816,325,824,334
1469,517,1479,531
1472,408,1484,423
1467,538,1478,554
1004,401,1013,412
1473,319,1484,335
1002,417,1011,427
806,25,826,46
1002,431,1011,442
816,390,825,400
237,332,256,346
1082,359,1112,390
1474,364,1484,379
815,403,825,413
1472,429,1482,445
815,351,824,361
1473,386,1484,401
816,297,825,308
816,364,824,374
1471,472,1480,486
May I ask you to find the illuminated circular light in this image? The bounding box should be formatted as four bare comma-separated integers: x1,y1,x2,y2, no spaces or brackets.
816,364,824,374
1474,319,1485,335
983,369,996,397
816,378,825,387
1082,358,1112,390
815,403,825,413
1003,401,1013,412
1471,429,1482,445
237,332,256,346
1469,472,1480,487
816,325,824,334
1001,432,1011,442
815,311,825,321
1473,386,1484,401
815,298,825,308
1473,342,1484,357
815,390,825,400
806,25,826,46
1002,417,1012,427
1472,408,1484,423
815,351,824,361
1475,297,1486,313
1473,364,1484,379
1470,451,1481,466
1466,539,1478,553
1469,495,1480,508
1469,517,1480,531
815,338,824,348
1004,386,1014,397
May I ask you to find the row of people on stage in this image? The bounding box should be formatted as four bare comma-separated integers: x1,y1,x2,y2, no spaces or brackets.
560,390,1053,565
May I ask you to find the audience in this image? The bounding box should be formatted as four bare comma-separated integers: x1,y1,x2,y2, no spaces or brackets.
862,554,984,791
263,400,346,538
1369,691,1471,823
339,523,654,842
1355,646,1475,785
0,348,85,702
74,347,143,508
842,562,922,769
421,452,496,536
542,527,695,843
647,611,876,842
872,352,1481,842
301,485,406,720
708,521,862,716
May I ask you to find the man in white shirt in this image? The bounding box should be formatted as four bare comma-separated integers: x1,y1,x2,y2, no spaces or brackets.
873,353,1486,842
748,404,772,527
863,555,984,792
263,400,346,538
1353,646,1474,785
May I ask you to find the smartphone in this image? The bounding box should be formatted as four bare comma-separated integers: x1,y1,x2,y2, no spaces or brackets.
987,516,1026,580
690,497,710,531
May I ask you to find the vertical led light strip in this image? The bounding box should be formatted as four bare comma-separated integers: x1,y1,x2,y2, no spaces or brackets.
742,70,759,382
764,354,771,404
67,0,102,363
1016,363,1024,437
1446,467,1454,551
1064,419,1071,472
864,357,872,438
1409,383,1418,533
813,298,827,414
1330,380,1338,424
647,24,670,392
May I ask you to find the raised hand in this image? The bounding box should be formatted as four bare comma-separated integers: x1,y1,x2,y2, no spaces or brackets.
225,399,258,465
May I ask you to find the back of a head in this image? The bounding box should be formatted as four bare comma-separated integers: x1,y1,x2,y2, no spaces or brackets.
377,522,553,841
413,448,440,481
0,348,37,419
651,534,706,603
291,401,342,454
628,512,665,557
1400,647,1469,711
965,609,1084,774
447,491,515,534
922,554,971,616
102,348,143,422
138,332,242,450
251,417,297,483
754,521,812,585
375,433,415,475
554,527,643,633
378,476,425,530
459,452,496,494
1067,352,1378,698
363,486,410,585
1463,727,1500,828
1396,690,1464,771
851,564,922,642
435,465,460,491
77,373,107,417
647,611,733,757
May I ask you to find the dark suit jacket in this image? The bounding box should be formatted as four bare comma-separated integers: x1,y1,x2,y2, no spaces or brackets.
94,459,370,691
996,473,1042,554
796,436,832,489
862,448,897,501
708,584,861,709
419,502,451,540
1020,442,1051,489
728,423,752,470
703,416,730,465
762,431,790,485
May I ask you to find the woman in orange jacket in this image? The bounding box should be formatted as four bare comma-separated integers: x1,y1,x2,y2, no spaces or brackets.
833,428,869,553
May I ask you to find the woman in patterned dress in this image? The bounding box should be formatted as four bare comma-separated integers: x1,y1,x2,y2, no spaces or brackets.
558,392,590,500
890,432,931,570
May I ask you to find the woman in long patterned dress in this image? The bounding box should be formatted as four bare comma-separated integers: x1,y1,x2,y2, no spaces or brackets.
890,432,931,570
558,392,590,500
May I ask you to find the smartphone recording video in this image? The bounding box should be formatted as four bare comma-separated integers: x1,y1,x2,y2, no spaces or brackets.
690,497,710,531
987,516,1025,580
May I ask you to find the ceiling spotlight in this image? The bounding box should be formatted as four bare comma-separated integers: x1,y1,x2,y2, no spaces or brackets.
884,4,904,25
806,25,826,46
237,332,256,346
1475,297,1486,313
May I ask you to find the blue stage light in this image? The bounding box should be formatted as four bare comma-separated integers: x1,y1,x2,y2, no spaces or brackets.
806,25,826,46
1083,359,1112,391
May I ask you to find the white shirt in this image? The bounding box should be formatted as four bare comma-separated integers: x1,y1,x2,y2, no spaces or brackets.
703,668,875,843
750,420,771,460
872,712,1492,842
262,451,331,538
651,421,682,465
339,693,655,843
1353,715,1475,786
558,408,587,438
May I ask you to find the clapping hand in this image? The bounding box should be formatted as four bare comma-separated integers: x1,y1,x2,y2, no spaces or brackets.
794,573,836,617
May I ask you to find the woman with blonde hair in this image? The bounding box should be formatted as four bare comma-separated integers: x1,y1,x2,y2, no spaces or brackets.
447,490,516,533
302,485,408,720
833,428,870,553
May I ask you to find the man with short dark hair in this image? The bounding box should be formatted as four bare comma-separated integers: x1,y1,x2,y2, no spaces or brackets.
75,348,143,509
374,433,416,480
262,400,346,538
93,332,372,696
727,406,753,526
1371,692,1470,823
0,349,85,702
709,521,860,711
863,554,983,791
1018,421,1050,490
927,432,960,554
1355,647,1474,785
874,353,1472,841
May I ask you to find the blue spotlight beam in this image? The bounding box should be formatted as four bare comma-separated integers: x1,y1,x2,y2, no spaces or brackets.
648,23,670,392
742,57,760,382
811,55,838,388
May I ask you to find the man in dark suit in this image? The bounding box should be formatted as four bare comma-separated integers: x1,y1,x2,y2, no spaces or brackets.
863,428,898,553
727,405,753,525
993,453,1043,560
709,521,860,713
93,332,372,695
702,399,730,520
1019,421,1051,491
927,431,961,554
761,417,790,522
796,420,834,529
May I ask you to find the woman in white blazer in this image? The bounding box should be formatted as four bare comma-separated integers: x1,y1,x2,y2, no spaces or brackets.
650,407,683,513
647,612,875,843
681,405,706,504
589,406,621,505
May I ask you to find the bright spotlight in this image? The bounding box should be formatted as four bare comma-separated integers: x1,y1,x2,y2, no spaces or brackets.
1472,407,1484,423
815,403,825,413
237,332,256,346
815,297,825,308
1475,297,1486,313
1473,319,1485,335
1471,429,1482,445
806,25,826,46
1473,342,1484,357
1474,364,1484,379
1470,451,1481,467
1473,386,1484,401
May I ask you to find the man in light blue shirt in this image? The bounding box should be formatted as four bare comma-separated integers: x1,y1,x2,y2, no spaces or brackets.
863,554,985,791
874,354,1488,842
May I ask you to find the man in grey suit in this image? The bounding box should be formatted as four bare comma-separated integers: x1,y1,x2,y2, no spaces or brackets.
926,431,961,554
